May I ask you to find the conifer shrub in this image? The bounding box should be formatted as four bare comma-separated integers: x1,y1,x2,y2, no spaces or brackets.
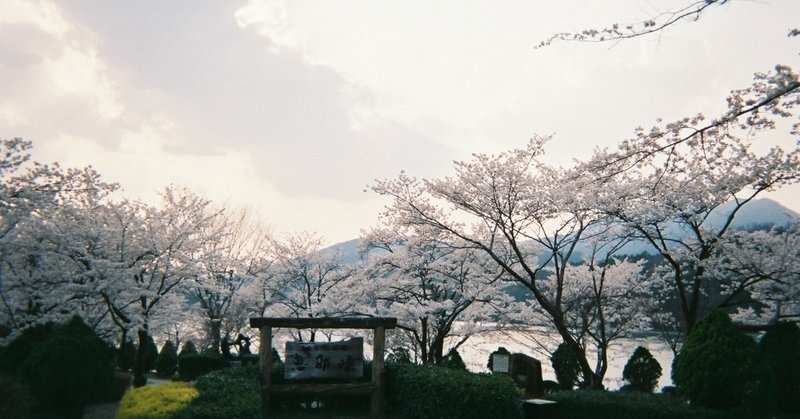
142,333,159,372
21,316,115,419
672,310,776,414
178,340,198,358
441,347,467,370
552,343,582,389
117,339,137,371
758,322,800,416
156,340,179,377
117,382,198,419
621,346,662,393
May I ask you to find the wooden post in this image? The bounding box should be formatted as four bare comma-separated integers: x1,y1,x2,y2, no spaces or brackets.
258,326,272,418
371,326,386,419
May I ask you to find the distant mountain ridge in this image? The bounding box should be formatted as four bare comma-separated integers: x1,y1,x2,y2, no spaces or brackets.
322,198,799,261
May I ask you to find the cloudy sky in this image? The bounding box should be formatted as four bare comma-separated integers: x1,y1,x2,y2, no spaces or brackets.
2,0,799,244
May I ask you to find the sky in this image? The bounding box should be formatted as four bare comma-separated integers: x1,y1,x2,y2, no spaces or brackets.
1,0,799,245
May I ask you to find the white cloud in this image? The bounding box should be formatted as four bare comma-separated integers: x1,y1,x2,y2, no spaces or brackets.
0,0,70,37
43,46,122,119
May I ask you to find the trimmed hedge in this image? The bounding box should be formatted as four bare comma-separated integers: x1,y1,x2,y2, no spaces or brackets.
117,382,198,419
549,390,736,419
386,363,522,419
174,366,261,419
177,355,230,381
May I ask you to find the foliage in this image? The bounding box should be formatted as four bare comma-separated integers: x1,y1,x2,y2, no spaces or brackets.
622,346,662,393
672,310,776,413
21,316,115,419
549,390,735,419
0,375,33,419
142,333,159,372
758,322,800,415
156,340,179,378
177,355,230,381
552,343,582,390
117,382,198,419
441,348,467,370
174,366,260,419
387,346,413,364
385,363,522,419
118,339,137,371
178,341,198,358
0,323,53,376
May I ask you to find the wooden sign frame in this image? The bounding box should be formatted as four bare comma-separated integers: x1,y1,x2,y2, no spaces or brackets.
249,317,397,419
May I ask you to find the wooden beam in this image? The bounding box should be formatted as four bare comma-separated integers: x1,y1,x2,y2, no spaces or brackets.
250,317,397,330
268,382,374,396
258,326,272,418
372,326,386,419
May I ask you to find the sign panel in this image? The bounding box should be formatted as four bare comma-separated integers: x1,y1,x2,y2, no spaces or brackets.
285,337,364,380
492,353,510,373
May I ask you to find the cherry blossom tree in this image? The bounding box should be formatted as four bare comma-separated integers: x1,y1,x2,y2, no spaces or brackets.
260,231,356,342
359,226,509,365
372,138,650,388
189,208,272,354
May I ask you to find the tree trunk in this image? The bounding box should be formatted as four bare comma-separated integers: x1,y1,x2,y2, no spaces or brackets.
133,329,149,387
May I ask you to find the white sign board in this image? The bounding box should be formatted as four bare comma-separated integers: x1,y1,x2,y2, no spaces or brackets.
285,337,363,380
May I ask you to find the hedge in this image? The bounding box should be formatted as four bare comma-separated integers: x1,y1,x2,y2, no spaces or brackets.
174,366,261,419
386,363,522,419
117,382,198,419
177,355,230,381
548,390,737,419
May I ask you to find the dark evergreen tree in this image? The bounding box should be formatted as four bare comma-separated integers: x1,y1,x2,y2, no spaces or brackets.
155,340,179,377
441,348,467,370
759,322,800,416
551,343,581,389
622,346,662,392
672,310,776,413
21,316,114,419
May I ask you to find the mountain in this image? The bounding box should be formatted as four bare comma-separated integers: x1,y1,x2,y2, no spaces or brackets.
323,198,799,261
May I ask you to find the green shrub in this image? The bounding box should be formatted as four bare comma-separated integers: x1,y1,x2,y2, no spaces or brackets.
21,316,115,419
142,333,159,372
388,346,413,364
552,343,582,390
441,348,467,370
0,375,33,419
178,341,198,358
156,341,179,378
622,346,662,393
175,366,260,419
0,323,54,376
117,382,198,419
758,322,800,416
118,339,137,371
177,355,230,381
672,310,776,413
549,389,735,419
386,363,522,419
